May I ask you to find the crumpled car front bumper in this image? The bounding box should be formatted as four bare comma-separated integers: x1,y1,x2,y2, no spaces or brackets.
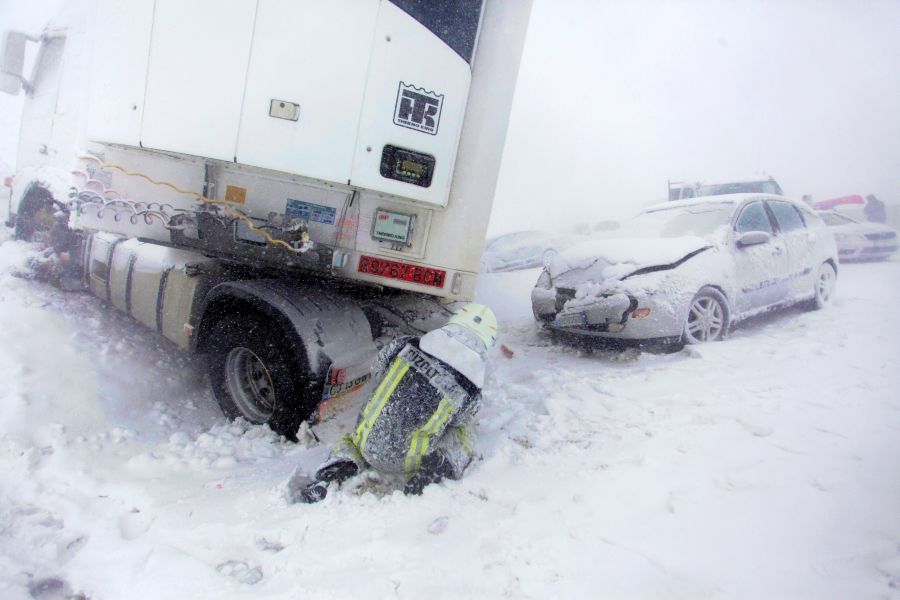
531,286,683,339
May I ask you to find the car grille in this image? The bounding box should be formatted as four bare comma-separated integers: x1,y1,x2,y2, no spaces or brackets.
866,231,896,241
863,245,898,254
555,287,576,312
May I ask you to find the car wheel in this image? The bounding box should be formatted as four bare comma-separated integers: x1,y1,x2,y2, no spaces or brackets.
541,249,558,268
207,314,312,439
812,262,837,309
682,287,730,344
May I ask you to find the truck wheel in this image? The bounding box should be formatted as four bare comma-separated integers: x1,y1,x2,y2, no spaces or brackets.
15,189,57,243
207,315,310,439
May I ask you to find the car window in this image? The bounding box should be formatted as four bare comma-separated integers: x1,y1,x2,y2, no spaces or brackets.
698,180,782,196
768,201,805,232
735,201,773,234
700,182,761,195
758,181,782,195
796,206,826,229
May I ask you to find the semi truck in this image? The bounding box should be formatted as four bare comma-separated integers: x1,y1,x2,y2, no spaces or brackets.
1,0,531,438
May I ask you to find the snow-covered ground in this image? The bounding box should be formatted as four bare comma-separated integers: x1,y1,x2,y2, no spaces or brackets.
1,229,899,599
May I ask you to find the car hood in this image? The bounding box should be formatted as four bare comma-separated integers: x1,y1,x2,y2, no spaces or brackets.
549,236,712,285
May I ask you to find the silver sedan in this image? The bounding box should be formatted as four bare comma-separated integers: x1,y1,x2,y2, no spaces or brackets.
818,210,898,262
532,195,839,345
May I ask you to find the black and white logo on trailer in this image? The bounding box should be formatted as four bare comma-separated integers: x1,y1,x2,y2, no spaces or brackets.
393,82,443,135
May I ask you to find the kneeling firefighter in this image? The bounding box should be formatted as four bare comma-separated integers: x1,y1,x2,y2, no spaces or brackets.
293,303,497,503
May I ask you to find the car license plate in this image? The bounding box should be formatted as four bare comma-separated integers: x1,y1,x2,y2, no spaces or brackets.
358,255,446,288
555,311,587,328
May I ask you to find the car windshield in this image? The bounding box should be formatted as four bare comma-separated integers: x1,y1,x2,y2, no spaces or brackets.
698,181,781,195
618,203,735,238
820,212,857,226
489,231,544,248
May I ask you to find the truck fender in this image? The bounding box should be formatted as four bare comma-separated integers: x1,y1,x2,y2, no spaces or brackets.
194,280,379,397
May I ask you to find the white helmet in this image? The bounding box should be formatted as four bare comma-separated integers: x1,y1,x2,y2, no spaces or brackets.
419,304,498,388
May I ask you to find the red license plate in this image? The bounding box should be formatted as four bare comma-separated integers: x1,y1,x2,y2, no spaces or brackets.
358,255,446,288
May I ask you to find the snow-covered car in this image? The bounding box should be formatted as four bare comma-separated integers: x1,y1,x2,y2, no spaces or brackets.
818,210,898,262
696,176,783,197
531,194,838,345
482,230,568,272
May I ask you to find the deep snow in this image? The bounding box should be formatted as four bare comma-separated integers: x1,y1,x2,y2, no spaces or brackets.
1,229,899,599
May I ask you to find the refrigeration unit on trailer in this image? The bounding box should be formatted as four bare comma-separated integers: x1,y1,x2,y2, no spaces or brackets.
2,0,532,437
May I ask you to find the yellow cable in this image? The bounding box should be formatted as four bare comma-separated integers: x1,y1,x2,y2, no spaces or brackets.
77,154,309,253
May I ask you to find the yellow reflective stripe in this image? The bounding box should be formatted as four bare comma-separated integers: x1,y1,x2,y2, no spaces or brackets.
455,427,473,454
420,400,453,457
331,434,365,465
404,397,454,475
357,361,408,450
353,358,404,446
361,359,403,422
355,360,409,453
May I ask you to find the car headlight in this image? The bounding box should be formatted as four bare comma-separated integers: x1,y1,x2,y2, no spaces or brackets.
536,269,552,289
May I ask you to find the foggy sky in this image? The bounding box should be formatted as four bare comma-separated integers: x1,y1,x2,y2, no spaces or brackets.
490,0,900,234
2,0,898,236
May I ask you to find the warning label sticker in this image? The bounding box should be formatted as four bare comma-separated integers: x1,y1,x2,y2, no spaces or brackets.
285,199,336,225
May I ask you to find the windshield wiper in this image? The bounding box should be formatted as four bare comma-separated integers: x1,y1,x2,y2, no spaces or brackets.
621,245,713,280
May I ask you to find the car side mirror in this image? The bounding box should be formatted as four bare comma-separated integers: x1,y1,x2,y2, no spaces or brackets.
736,230,771,248
0,31,32,96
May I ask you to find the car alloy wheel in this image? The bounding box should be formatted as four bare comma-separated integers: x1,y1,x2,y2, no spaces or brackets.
813,262,836,309
683,287,729,344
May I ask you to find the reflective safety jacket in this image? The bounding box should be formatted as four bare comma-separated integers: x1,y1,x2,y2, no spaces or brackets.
336,336,482,478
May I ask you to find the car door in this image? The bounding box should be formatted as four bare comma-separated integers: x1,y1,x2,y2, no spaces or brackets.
766,200,813,298
732,200,787,312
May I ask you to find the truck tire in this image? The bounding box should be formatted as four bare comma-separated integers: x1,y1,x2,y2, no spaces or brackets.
206,314,311,439
15,187,58,243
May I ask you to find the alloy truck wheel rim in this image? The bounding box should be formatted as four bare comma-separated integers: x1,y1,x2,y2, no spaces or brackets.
224,347,276,422
686,296,725,342
818,266,835,303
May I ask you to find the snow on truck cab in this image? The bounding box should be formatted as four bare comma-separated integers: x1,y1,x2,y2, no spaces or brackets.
2,0,532,438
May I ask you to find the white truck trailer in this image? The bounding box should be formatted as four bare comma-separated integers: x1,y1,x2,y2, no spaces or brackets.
1,0,531,438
